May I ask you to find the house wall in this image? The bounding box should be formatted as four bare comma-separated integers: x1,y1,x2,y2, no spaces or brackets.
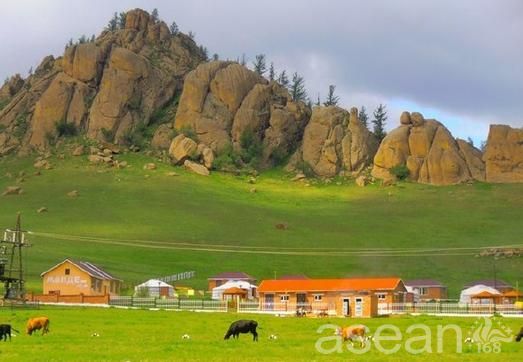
417,287,448,301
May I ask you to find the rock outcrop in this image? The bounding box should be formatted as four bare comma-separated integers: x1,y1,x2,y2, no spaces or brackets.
287,106,378,177
372,111,485,185
174,61,310,167
0,8,205,153
483,125,523,183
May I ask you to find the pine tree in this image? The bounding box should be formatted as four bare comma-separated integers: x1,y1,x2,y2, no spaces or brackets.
240,54,247,66
315,93,321,106
118,12,127,29
467,137,474,147
323,85,339,106
170,21,179,35
358,106,369,129
268,62,275,81
65,38,74,50
252,54,267,76
78,35,87,44
106,12,118,31
90,35,95,43
289,72,307,102
151,8,159,23
188,31,195,40
212,53,219,61
278,70,289,88
372,104,388,142
199,46,209,61
28,66,33,76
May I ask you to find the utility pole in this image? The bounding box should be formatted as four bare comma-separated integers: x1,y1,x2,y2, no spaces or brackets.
1,213,31,300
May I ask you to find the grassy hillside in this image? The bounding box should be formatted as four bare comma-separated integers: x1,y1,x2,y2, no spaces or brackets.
0,150,522,297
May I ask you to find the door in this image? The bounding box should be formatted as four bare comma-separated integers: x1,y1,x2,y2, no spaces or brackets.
342,298,350,316
296,293,306,307
265,294,274,310
355,298,363,317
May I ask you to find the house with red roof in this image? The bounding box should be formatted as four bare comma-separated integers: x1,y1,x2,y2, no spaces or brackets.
257,277,407,317
207,271,256,291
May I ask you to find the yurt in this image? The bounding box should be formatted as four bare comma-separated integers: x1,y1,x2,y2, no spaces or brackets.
134,279,176,297
211,280,257,300
459,284,501,304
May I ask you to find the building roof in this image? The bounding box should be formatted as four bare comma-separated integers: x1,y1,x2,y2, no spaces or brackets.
223,287,248,295
135,279,174,288
208,272,255,280
404,279,445,288
464,280,512,289
40,258,122,281
472,291,501,298
502,290,522,297
258,277,404,293
277,274,309,280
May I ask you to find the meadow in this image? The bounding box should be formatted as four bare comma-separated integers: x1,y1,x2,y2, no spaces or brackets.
0,307,522,361
0,150,522,297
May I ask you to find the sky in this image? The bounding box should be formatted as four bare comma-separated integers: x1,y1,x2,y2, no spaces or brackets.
2,0,522,145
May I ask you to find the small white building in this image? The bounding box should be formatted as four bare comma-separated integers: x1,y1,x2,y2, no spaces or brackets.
459,284,501,304
211,280,257,300
134,279,176,298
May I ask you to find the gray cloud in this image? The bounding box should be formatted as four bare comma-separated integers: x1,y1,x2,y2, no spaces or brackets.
2,0,521,142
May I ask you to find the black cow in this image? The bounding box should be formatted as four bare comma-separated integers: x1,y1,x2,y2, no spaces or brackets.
516,327,523,342
224,320,258,341
0,324,19,341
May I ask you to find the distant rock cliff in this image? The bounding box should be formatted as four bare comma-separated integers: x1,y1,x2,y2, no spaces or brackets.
483,124,523,183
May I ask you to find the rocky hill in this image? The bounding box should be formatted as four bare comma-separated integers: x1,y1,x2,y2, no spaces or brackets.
0,8,205,155
1,8,522,185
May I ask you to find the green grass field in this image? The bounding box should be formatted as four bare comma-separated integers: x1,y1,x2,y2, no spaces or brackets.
0,150,522,297
0,307,521,361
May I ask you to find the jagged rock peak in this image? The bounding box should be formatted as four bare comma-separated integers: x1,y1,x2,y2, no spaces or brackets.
372,111,485,185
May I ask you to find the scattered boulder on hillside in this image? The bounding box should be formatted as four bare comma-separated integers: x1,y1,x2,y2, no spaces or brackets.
169,134,198,164
483,124,523,183
72,144,85,156
67,190,79,197
355,175,369,187
372,111,485,185
0,8,205,153
2,186,23,196
288,106,378,177
198,143,214,169
183,159,209,176
173,61,310,167
143,163,156,170
33,159,52,169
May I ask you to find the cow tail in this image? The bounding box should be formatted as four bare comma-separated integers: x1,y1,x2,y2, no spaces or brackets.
11,328,20,334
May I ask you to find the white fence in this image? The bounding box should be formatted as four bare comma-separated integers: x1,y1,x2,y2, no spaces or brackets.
109,297,227,311
238,301,335,316
378,302,523,316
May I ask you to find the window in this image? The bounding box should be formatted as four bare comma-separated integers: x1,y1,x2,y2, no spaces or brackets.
65,268,70,275
313,294,323,301
280,295,289,302
418,287,428,295
376,293,387,300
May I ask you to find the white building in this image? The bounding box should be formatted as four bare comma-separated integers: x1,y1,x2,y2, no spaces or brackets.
134,279,176,297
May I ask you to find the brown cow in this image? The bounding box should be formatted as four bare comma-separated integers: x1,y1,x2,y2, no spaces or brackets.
335,325,371,347
26,317,50,335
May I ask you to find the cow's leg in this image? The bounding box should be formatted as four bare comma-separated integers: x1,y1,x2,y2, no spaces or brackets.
252,330,258,341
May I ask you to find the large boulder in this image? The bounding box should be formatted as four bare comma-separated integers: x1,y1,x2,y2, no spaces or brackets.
168,134,198,164
183,159,209,176
296,106,378,177
151,124,173,150
174,61,310,166
372,111,484,185
483,125,523,183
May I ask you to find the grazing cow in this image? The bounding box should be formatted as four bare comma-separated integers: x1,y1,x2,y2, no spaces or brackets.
0,324,19,341
26,317,50,336
516,327,523,342
224,320,258,341
335,325,371,347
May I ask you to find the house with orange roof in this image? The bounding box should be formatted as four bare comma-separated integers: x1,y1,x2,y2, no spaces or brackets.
257,277,407,317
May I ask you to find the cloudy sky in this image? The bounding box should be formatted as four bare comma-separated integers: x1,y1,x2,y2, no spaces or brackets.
2,0,522,144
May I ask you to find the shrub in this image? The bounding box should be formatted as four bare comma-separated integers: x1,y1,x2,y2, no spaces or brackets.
390,164,410,180
213,145,241,170
12,113,28,138
55,120,78,137
296,161,315,178
0,98,9,111
100,127,115,142
239,129,263,168
179,126,198,142
122,121,148,148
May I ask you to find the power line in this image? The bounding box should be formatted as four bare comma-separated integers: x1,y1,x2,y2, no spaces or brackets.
30,231,523,258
